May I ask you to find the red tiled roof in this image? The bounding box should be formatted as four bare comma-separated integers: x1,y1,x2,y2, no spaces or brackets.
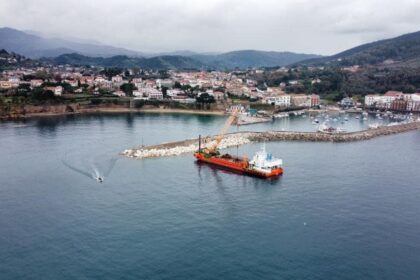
384,91,402,96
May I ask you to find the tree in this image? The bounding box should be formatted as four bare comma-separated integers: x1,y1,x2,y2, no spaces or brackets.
31,88,56,101
132,67,141,77
161,86,168,98
101,68,123,79
61,82,73,92
16,84,31,96
196,93,215,104
120,83,136,96
174,81,182,89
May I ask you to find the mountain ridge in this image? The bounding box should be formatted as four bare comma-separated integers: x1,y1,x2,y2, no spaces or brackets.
0,27,144,58
0,27,321,69
296,30,420,67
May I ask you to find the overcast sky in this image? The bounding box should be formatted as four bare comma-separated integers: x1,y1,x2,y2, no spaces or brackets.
1,0,420,55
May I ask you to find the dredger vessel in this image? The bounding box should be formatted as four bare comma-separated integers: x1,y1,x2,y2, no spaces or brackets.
194,108,283,178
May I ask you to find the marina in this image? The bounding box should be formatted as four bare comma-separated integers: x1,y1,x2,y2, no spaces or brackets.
123,118,420,159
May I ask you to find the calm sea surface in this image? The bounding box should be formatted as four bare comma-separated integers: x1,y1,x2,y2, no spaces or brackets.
0,113,419,280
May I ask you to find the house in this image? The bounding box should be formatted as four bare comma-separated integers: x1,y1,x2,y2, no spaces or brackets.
112,90,126,97
98,80,113,89
95,76,107,84
383,91,403,102
81,76,95,86
213,91,225,101
227,104,246,114
167,89,184,97
156,79,173,88
53,86,63,96
365,91,403,109
404,93,420,112
340,97,354,108
44,86,63,96
8,77,20,87
264,94,291,107
364,95,383,107
171,95,196,104
146,88,163,100
291,94,311,107
0,81,13,89
64,79,78,87
390,99,407,111
311,94,320,107
30,79,43,88
111,75,123,84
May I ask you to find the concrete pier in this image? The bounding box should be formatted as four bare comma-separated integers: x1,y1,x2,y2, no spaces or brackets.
122,121,420,159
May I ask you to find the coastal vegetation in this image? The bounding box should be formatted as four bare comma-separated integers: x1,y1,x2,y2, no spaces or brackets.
251,66,420,101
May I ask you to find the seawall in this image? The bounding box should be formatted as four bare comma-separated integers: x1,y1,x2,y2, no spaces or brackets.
122,121,420,159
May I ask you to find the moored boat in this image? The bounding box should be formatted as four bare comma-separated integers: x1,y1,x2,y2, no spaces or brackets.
194,145,283,178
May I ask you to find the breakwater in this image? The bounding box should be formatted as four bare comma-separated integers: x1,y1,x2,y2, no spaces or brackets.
122,121,420,159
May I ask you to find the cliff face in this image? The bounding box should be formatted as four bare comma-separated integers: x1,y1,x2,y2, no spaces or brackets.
0,103,131,119
1,104,79,119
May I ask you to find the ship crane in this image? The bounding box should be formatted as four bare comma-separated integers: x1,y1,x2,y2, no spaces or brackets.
194,107,283,178
203,108,239,154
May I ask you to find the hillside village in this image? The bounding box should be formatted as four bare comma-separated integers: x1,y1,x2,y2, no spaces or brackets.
1,47,420,115
0,63,323,110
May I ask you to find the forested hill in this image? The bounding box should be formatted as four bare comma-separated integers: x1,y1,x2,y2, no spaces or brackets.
42,53,208,70
0,49,42,70
42,51,321,70
192,50,321,69
297,30,420,67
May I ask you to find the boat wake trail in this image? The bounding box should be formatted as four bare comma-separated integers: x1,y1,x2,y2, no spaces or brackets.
62,151,119,183
62,155,96,180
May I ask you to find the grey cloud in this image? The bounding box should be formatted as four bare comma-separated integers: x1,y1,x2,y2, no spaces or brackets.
1,0,420,55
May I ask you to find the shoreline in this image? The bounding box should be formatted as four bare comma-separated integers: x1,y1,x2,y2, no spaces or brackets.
1,107,226,120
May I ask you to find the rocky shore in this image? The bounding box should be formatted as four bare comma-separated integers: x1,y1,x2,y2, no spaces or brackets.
0,103,226,119
122,121,420,159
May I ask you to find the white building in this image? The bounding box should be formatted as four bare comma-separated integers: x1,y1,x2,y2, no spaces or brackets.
111,75,123,84
264,95,291,107
156,79,173,88
8,77,20,87
213,91,225,101
94,76,107,84
30,79,43,88
132,91,143,97
54,86,63,96
167,89,184,97
112,90,126,97
365,91,402,108
365,95,383,107
146,88,163,100
64,79,78,87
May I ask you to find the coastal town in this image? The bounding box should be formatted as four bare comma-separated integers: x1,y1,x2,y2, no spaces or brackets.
3,1,420,279
1,58,420,120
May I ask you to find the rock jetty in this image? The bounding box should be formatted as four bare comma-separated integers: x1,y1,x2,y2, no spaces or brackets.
123,135,250,159
122,121,420,159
